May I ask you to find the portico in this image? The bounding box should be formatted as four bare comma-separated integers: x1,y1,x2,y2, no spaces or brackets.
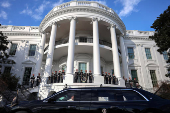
40,17,126,85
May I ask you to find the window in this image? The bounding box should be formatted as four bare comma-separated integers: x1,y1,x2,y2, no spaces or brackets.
163,51,168,61
121,90,145,101
22,67,32,85
112,69,114,75
3,67,11,74
91,90,123,101
80,90,92,101
145,48,152,59
52,90,80,101
79,63,87,73
150,70,158,87
29,44,36,56
131,70,138,81
79,37,87,42
62,65,67,72
127,47,134,59
9,44,17,55
101,66,103,74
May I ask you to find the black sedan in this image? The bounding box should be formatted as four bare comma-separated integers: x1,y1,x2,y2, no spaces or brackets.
5,87,170,113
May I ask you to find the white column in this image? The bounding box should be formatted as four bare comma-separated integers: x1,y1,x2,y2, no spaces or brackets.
36,33,46,75
65,17,76,83
92,18,103,84
110,25,125,86
120,36,129,80
44,23,57,83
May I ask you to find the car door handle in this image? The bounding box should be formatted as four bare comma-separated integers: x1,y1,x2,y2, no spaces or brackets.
68,106,76,108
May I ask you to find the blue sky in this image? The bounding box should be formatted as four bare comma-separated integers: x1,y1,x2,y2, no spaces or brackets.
0,0,169,31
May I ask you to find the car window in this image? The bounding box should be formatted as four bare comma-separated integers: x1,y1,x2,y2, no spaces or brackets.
51,90,80,101
91,90,124,101
121,90,145,101
80,90,92,101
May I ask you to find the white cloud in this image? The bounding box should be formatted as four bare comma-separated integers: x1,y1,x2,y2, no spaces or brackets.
35,1,50,14
1,1,11,8
117,0,141,17
8,20,12,24
0,11,7,19
52,0,64,8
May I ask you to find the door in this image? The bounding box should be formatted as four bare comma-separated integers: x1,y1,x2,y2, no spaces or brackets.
79,63,87,73
79,89,91,113
121,89,151,113
23,67,32,85
41,90,80,113
90,89,125,113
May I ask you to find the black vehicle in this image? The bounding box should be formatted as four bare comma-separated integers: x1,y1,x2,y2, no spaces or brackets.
5,87,170,113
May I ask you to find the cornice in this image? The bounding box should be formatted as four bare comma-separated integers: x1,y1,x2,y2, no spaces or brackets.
39,6,126,34
2,32,42,37
124,36,153,41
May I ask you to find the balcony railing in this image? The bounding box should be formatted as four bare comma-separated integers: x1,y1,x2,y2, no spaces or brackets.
44,37,114,52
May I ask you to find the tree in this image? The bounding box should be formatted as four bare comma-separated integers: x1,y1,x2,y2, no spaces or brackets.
0,24,9,60
149,6,170,77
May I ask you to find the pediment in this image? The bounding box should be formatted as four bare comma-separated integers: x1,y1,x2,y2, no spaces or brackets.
146,63,159,67
22,60,36,64
129,63,141,67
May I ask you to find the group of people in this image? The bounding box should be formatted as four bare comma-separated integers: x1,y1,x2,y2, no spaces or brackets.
102,72,118,84
47,70,65,84
74,70,93,83
30,73,41,88
30,70,118,86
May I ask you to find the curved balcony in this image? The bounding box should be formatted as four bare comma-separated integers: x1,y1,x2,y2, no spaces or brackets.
44,37,121,54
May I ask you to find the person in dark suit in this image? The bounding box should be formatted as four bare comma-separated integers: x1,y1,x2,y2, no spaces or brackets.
30,74,35,88
58,71,61,83
105,72,108,84
54,71,58,83
77,70,81,83
89,70,93,83
61,70,65,83
48,75,51,84
74,69,78,83
112,74,116,84
51,72,54,83
36,73,41,86
84,70,88,83
108,73,112,84
80,70,83,83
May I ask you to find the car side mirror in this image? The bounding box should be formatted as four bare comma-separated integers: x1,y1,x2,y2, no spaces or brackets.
48,98,56,103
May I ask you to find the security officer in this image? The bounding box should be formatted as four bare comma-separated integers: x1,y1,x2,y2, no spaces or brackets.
54,71,58,83
89,70,93,83
30,74,35,88
108,73,112,84
74,69,78,83
105,72,108,84
36,73,41,86
58,71,61,83
51,72,54,83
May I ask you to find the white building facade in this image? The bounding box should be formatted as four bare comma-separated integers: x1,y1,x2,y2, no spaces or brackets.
0,1,169,99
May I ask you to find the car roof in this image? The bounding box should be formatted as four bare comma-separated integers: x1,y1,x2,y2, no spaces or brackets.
66,87,135,90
